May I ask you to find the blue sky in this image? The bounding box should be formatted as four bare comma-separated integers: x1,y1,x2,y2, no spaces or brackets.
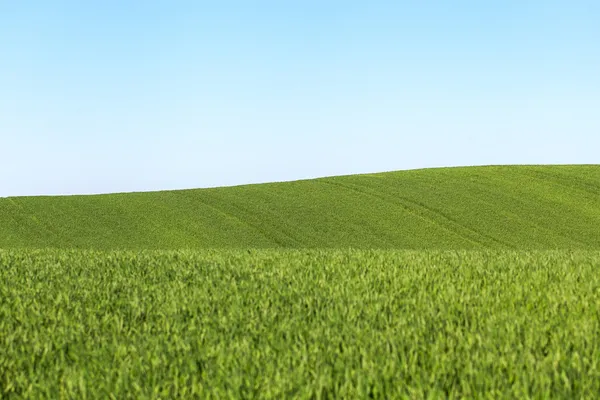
1,1,599,196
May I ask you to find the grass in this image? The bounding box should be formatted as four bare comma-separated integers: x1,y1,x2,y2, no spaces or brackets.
1,165,599,250
2,165,600,398
2,249,600,399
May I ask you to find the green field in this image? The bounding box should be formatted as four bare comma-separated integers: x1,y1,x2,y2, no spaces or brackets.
1,165,599,249
2,250,600,399
2,165,600,399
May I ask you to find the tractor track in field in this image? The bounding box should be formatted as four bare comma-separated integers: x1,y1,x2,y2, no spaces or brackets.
174,191,280,246
177,191,305,247
321,179,512,249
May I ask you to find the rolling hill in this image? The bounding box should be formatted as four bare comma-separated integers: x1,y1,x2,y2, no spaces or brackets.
1,165,599,249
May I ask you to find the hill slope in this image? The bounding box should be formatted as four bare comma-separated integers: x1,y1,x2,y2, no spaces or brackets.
1,165,599,249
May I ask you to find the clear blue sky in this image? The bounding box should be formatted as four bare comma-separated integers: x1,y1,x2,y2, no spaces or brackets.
1,1,599,196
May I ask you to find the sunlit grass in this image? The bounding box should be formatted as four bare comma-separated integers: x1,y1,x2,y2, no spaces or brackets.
2,249,599,398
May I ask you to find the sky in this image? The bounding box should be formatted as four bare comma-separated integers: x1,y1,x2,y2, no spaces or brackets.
1,1,599,196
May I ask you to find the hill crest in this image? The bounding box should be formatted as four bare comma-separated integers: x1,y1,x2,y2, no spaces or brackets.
1,165,599,249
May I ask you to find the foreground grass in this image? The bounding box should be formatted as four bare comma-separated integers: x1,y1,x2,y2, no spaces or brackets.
1,249,600,399
2,165,600,249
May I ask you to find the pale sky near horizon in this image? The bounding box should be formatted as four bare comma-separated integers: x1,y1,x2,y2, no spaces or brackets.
1,1,599,196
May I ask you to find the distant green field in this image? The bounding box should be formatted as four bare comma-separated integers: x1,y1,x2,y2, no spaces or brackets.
1,165,600,250
2,249,600,399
